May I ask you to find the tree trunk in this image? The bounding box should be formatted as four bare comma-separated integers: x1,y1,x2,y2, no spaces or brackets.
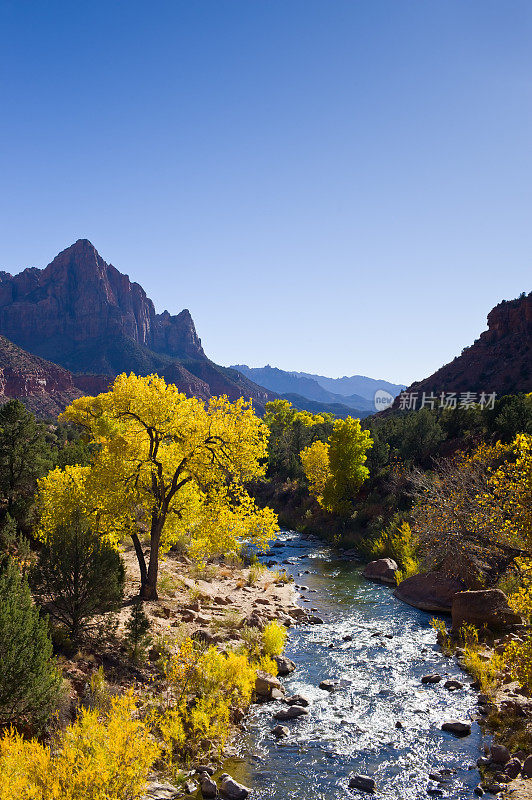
140,516,163,600
131,532,148,591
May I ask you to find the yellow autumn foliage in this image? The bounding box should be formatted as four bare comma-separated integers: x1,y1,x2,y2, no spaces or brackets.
504,635,532,694
37,373,279,595
300,440,330,503
300,416,373,514
159,637,257,762
0,693,158,800
261,620,288,657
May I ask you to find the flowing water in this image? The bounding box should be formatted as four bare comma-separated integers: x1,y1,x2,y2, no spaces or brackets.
225,531,487,799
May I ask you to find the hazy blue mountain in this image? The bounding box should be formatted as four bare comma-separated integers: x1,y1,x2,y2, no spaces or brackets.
231,364,404,414
289,372,406,401
280,393,366,419
231,365,336,403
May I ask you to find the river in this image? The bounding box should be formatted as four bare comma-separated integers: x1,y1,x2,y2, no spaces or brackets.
225,530,486,799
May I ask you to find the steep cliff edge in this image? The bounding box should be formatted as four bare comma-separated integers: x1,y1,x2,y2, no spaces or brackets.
0,240,276,410
399,292,531,400
0,239,205,368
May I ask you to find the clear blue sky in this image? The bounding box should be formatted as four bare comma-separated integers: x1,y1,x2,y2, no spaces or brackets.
1,1,531,384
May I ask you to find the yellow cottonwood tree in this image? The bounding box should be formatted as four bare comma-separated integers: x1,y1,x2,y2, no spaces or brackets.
38,374,278,599
300,440,330,504
300,417,373,515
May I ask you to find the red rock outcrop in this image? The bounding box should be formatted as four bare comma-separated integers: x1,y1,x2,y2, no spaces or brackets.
0,335,81,417
451,589,524,632
0,240,277,411
0,239,205,365
394,571,465,612
395,292,531,402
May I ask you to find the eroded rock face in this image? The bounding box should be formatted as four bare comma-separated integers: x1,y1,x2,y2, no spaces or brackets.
0,334,81,416
0,240,277,411
394,572,464,613
451,589,524,632
393,292,532,400
0,240,205,364
362,558,398,585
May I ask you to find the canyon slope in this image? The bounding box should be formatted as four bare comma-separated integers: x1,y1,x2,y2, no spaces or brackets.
0,335,82,417
399,292,531,401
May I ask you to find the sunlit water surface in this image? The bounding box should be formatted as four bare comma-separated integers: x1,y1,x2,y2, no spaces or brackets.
224,531,486,800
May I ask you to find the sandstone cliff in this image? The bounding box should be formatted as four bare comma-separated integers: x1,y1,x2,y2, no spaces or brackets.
0,239,204,369
399,292,531,400
0,240,276,410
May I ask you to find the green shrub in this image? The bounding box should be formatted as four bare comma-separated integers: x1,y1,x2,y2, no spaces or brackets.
211,608,243,632
0,559,62,730
0,400,53,525
239,625,263,654
125,600,152,662
31,514,125,644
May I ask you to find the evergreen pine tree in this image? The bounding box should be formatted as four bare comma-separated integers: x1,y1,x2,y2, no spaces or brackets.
125,599,152,662
0,558,61,729
31,513,125,644
0,399,52,524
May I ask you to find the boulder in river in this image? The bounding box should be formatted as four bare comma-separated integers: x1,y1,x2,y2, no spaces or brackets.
505,758,522,779
362,558,398,585
286,693,310,707
255,670,282,698
490,743,511,764
272,724,290,738
319,679,337,691
441,720,471,736
421,673,442,684
274,655,296,675
522,754,532,777
394,571,464,613
274,704,308,721
451,589,524,632
219,774,250,799
348,774,376,792
200,775,217,798
443,679,464,690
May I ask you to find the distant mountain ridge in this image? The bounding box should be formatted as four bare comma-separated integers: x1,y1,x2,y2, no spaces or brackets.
231,364,405,416
289,371,406,402
0,240,276,410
